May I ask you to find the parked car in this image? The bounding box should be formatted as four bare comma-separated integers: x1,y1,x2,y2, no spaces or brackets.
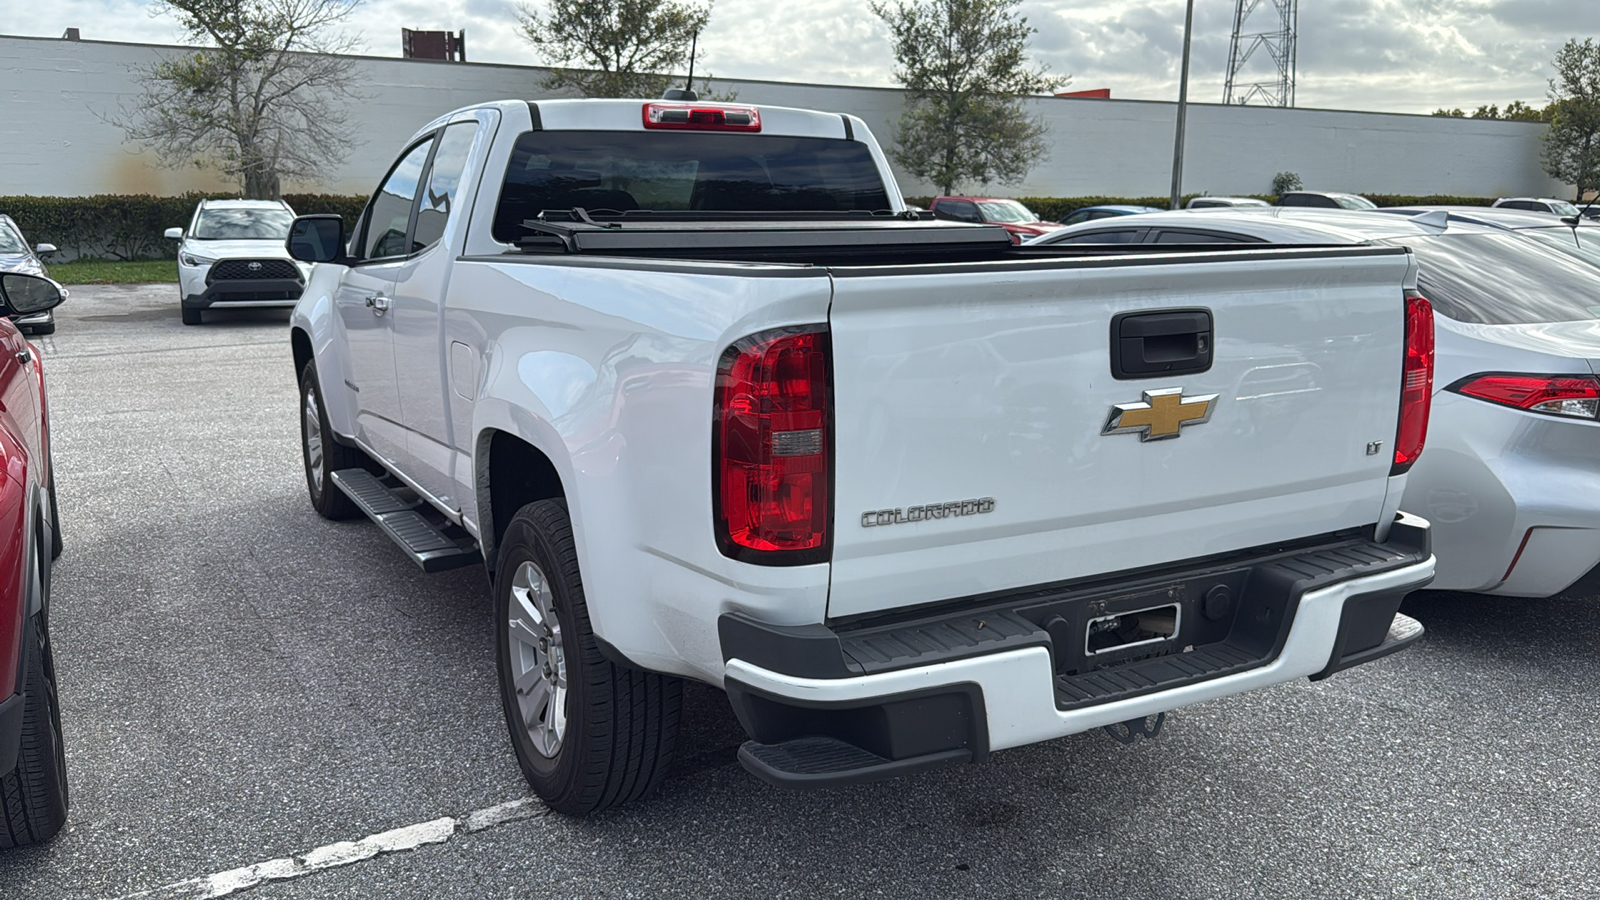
0,272,69,848
1186,196,1270,209
1368,206,1600,275
1491,197,1594,218
286,98,1434,814
164,199,309,325
1059,203,1164,226
1034,206,1600,597
0,216,61,336
928,196,1061,238
1276,191,1378,210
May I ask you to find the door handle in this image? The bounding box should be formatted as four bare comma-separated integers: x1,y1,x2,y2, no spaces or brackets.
15,349,30,365
1111,309,1213,379
366,295,391,316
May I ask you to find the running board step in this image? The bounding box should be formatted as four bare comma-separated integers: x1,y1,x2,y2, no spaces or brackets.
737,737,970,790
331,468,481,573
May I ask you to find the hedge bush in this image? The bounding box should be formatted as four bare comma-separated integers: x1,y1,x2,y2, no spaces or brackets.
0,193,368,261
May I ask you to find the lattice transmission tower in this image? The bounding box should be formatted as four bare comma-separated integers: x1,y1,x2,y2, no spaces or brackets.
1224,0,1298,107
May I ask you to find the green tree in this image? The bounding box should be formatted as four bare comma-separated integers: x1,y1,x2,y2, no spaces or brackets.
518,0,711,98
1503,100,1552,122
1446,101,1550,121
1543,39,1600,200
872,0,1066,195
117,0,363,199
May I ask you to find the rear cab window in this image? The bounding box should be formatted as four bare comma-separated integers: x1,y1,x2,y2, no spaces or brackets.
492,131,892,243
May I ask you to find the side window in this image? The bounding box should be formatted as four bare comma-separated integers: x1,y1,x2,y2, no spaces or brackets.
1063,209,1094,225
1053,230,1141,244
937,200,979,222
411,123,478,253
1086,210,1121,220
1153,230,1252,243
361,137,435,260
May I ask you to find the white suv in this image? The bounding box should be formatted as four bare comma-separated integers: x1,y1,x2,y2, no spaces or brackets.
164,199,310,325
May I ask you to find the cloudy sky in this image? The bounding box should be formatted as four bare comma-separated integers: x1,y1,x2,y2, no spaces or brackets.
12,0,1600,114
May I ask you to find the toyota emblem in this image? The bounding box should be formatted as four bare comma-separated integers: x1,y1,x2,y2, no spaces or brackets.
247,261,263,272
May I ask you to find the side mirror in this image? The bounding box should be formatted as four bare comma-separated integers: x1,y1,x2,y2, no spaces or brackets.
287,215,347,264
33,243,57,258
0,273,67,316
164,227,184,240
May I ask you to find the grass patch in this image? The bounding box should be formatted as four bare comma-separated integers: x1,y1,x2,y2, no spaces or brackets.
49,258,177,285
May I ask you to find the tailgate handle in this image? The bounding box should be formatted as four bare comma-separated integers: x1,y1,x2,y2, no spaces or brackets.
1111,309,1213,379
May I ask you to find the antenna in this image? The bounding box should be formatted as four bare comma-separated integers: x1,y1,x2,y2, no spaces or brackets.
1224,0,1298,107
685,29,697,92
662,28,700,101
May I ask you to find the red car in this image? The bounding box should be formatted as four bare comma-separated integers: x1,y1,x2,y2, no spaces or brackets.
0,272,67,848
928,196,1062,239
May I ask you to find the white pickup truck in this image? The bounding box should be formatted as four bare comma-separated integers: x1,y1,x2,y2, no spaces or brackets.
286,97,1437,814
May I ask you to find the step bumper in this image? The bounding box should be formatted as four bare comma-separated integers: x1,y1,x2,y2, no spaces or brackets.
725,553,1433,789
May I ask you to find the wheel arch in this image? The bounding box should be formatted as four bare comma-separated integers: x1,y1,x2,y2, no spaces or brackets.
289,287,356,438
477,427,566,577
290,327,314,384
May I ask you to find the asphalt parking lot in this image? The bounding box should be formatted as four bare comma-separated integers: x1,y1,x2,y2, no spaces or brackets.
1,283,1598,898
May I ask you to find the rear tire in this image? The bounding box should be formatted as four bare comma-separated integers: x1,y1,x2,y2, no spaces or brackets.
298,361,366,520
181,308,202,326
0,548,68,848
495,499,681,815
24,323,54,337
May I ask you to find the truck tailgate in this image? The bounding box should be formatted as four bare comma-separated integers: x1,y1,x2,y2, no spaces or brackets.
825,247,1416,619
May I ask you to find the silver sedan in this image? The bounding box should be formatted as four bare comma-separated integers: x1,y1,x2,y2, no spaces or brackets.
1032,207,1600,597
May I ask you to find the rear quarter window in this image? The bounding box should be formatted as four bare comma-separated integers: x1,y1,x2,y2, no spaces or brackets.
1390,233,1600,325
1051,230,1142,244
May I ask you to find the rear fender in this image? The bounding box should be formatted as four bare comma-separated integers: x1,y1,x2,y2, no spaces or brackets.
470,398,575,571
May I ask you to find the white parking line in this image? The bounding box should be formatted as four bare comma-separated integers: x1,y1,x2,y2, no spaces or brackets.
117,798,546,899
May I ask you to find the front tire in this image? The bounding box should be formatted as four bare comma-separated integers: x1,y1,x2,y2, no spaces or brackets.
0,548,68,848
46,473,61,561
298,361,366,520
495,499,681,815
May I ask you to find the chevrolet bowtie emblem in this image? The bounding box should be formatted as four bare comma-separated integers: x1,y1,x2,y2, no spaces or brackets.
1103,387,1218,441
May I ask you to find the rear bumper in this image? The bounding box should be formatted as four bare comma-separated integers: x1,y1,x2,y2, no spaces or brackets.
1405,393,1600,597
723,515,1434,789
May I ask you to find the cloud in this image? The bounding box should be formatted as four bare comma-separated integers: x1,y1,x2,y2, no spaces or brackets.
7,0,1592,113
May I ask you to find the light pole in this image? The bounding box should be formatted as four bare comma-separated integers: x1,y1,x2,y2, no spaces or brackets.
1170,0,1196,210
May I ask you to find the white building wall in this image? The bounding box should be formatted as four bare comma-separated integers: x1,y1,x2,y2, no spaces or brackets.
0,33,1571,200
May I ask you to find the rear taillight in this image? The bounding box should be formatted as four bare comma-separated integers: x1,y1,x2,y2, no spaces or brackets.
1450,373,1600,419
1392,290,1434,475
643,102,761,132
714,327,830,563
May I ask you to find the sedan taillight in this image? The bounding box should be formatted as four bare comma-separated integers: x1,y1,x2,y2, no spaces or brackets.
1450,373,1600,419
713,327,830,564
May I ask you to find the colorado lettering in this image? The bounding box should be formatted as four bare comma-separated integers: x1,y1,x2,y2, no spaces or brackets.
860,498,996,527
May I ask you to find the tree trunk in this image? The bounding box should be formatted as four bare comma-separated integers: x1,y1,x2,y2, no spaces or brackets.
242,163,281,200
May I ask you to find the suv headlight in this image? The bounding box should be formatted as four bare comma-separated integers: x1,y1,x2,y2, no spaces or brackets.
180,250,217,267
